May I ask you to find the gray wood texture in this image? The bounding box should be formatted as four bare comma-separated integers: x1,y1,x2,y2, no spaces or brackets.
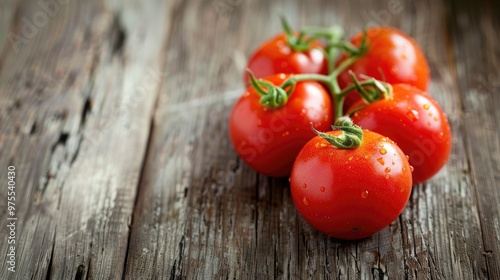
0,0,499,279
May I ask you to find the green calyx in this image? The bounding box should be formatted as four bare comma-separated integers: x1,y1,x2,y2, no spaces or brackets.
280,16,313,52
311,117,363,149
248,70,294,109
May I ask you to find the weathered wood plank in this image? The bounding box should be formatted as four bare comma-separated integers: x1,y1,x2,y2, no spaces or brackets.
0,0,170,279
448,0,500,278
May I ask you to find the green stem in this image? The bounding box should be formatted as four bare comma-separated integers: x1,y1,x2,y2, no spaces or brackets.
311,117,363,149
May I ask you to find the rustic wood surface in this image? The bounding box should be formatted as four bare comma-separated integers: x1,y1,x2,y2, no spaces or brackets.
1,0,499,279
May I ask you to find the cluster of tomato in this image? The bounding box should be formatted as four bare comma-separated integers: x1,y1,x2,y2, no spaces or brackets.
229,19,452,240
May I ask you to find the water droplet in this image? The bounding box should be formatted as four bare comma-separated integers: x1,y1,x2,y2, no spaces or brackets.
428,112,433,117
406,155,410,160
379,148,387,155
320,186,326,192
364,155,370,159
288,177,291,182
303,197,309,205
243,91,250,97
278,73,287,79
361,190,368,198
385,174,390,179
423,104,430,110
434,117,439,122
402,166,407,172
407,109,419,122
410,166,414,172
301,108,307,116
392,161,395,165
385,167,391,173
354,112,359,117
349,156,353,161
377,157,385,165
302,183,307,189
437,132,444,139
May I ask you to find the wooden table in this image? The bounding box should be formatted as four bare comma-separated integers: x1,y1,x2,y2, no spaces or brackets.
1,0,499,279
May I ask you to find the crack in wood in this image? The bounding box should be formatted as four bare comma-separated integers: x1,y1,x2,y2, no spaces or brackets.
111,13,126,55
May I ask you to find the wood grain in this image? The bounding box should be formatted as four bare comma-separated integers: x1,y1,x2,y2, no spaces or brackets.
0,0,499,279
0,0,169,279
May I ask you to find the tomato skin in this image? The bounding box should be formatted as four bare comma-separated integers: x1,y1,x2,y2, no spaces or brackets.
337,27,430,110
229,74,333,177
290,130,412,240
245,33,328,84
349,84,452,184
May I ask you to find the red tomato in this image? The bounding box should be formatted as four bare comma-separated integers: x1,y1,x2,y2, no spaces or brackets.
245,33,327,84
349,84,452,184
290,130,412,240
229,74,333,177
337,27,430,110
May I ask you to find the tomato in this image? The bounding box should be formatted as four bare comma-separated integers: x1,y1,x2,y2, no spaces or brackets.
349,84,452,184
337,27,430,110
290,130,412,240
229,74,333,177
245,33,328,84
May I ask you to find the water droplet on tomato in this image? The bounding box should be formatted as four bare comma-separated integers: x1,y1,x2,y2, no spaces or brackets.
302,183,307,189
385,174,390,179
407,109,419,122
349,156,353,161
377,157,385,165
438,132,444,139
354,112,359,117
406,155,410,160
288,177,291,182
423,104,430,110
385,167,391,173
410,166,414,172
379,148,387,155
392,161,395,165
402,166,407,172
320,186,326,192
434,117,439,122
365,155,370,159
303,197,309,205
361,190,368,198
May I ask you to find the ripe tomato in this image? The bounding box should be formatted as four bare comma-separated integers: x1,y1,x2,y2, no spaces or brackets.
337,27,430,110
229,74,333,177
349,84,452,184
290,130,412,240
245,33,327,84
